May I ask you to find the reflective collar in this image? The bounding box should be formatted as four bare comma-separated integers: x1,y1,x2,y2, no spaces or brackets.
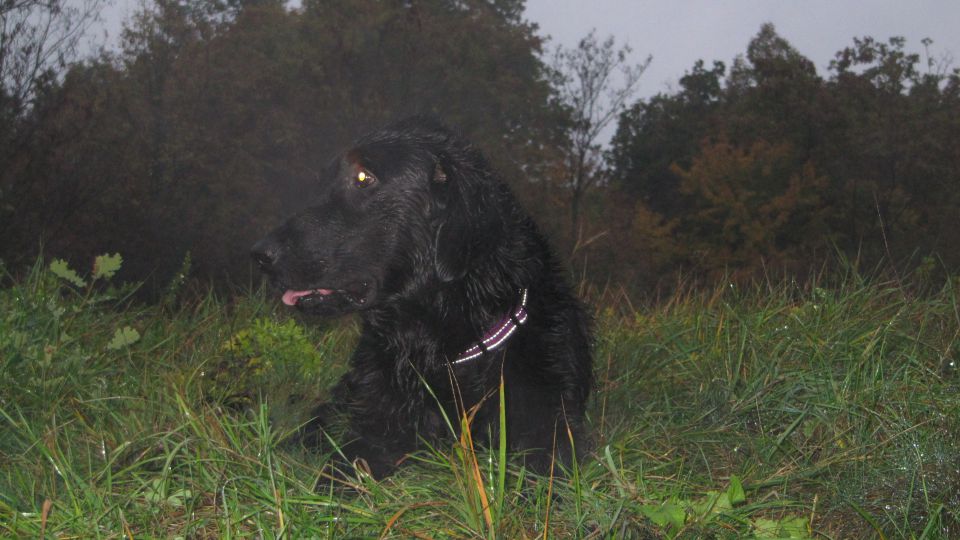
452,289,529,365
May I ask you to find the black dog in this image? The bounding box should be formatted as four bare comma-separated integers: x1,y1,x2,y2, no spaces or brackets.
251,117,592,478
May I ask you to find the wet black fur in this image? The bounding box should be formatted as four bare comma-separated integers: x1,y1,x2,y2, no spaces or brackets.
252,117,593,479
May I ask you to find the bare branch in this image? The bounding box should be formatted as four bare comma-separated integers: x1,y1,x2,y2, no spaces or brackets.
1,0,106,112
552,30,651,239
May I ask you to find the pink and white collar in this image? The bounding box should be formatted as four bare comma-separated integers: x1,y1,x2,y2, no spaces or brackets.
452,289,529,365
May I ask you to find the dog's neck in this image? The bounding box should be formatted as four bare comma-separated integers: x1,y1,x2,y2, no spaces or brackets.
362,279,530,366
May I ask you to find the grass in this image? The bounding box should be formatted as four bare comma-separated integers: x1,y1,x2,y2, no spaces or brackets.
1,257,958,538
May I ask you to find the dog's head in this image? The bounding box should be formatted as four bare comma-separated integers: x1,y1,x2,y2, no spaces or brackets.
251,117,508,316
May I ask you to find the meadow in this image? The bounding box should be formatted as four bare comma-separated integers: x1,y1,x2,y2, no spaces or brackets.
1,256,957,538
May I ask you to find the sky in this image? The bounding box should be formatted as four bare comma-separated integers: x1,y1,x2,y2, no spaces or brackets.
92,0,960,95
524,0,960,100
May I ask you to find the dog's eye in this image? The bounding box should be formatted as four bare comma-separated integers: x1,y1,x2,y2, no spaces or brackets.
354,170,376,188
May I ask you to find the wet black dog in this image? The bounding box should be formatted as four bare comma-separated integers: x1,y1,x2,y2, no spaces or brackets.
252,117,592,479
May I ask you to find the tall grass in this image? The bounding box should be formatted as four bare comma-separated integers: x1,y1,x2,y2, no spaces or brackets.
1,258,957,538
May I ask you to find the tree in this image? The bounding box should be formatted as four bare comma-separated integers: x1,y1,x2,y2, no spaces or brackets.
610,59,725,216
606,24,960,286
552,30,650,246
724,23,825,159
826,36,960,264
670,137,828,274
1,0,107,259
0,0,105,113
0,0,567,285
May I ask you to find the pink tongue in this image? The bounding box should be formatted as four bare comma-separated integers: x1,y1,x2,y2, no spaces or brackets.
282,289,333,306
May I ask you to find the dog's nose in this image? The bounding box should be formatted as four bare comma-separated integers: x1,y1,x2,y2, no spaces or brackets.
251,237,280,270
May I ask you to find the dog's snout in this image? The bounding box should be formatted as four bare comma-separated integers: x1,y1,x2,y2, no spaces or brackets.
251,237,280,270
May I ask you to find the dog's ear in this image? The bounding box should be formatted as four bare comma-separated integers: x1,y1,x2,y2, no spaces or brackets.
430,156,502,282
430,156,472,282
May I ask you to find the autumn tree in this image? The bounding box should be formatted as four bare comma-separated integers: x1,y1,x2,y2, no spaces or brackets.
610,59,725,216
670,137,828,274
609,23,960,285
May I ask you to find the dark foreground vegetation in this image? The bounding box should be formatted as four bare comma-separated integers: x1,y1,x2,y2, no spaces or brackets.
1,257,957,538
2,0,959,294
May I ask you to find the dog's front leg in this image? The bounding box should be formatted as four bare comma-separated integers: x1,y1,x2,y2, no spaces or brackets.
320,364,420,480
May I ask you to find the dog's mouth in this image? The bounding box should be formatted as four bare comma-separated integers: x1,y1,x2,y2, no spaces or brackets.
280,281,372,309
282,288,333,306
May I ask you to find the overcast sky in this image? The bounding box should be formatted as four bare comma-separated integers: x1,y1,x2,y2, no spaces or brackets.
524,0,960,100
94,1,960,95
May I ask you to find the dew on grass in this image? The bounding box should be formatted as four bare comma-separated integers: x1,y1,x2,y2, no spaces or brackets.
941,357,956,378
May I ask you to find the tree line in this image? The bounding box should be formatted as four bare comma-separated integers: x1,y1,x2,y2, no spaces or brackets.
600,24,960,291
2,0,958,296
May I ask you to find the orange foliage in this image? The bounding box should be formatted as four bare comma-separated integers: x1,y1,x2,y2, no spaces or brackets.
669,136,829,275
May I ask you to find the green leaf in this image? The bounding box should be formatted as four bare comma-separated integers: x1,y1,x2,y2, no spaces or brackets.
143,479,164,504
639,503,686,528
726,475,746,505
713,492,734,513
751,516,811,539
166,488,192,508
779,516,811,538
93,253,123,280
50,259,86,287
752,517,781,538
690,491,721,517
107,326,140,350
